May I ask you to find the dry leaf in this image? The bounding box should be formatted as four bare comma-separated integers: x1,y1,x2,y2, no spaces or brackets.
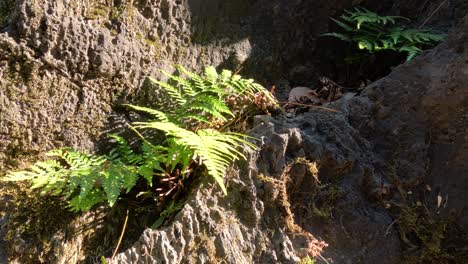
437,193,442,208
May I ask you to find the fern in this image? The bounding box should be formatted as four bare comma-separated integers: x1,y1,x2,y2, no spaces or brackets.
344,7,407,29
127,65,275,194
323,7,445,60
132,118,255,194
2,66,277,211
140,65,277,128
2,136,167,212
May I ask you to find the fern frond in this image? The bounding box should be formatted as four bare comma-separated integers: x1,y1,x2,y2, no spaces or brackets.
399,46,422,61
138,143,166,185
324,7,445,60
133,120,254,194
124,104,172,123
204,66,219,84
147,77,186,106
322,32,351,41
220,69,232,82
330,17,353,31
188,95,234,120
69,189,105,212
165,139,194,174
160,69,196,97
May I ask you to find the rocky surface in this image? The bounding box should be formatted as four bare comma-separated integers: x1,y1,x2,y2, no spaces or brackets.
112,109,404,263
357,16,468,230
0,0,369,171
1,0,467,263
113,13,468,264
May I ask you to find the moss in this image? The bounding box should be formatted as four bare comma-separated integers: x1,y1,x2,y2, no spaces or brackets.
110,28,119,36
188,233,223,263
86,3,110,20
86,0,137,23
386,165,468,263
395,205,465,263
310,185,340,220
7,54,36,83
136,31,161,59
0,0,14,28
288,157,341,221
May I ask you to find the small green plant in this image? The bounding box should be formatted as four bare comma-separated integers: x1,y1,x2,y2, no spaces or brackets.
2,135,167,212
323,7,445,60
127,65,277,193
2,65,277,212
300,256,315,264
151,201,184,229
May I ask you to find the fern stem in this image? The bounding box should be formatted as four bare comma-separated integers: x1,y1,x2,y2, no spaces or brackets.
127,123,153,146
111,209,129,260
217,109,253,132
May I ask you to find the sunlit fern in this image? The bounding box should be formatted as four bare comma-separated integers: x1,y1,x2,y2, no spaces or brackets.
2,66,277,211
127,65,273,194
128,114,256,194
2,135,167,212
142,64,277,129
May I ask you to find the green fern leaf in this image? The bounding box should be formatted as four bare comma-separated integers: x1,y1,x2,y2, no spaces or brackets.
220,69,232,82
133,120,255,194
322,32,352,41
102,166,123,207
399,46,422,61
160,69,196,97
358,40,374,51
330,17,353,31
124,104,172,123
69,189,105,212
204,66,219,84
148,77,186,106
188,96,234,120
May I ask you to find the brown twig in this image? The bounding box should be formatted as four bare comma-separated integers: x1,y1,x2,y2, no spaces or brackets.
233,65,244,76
279,101,340,113
111,209,130,261
419,0,448,29
384,217,400,237
218,110,252,132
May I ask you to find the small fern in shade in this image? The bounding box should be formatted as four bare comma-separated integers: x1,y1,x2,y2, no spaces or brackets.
3,65,277,211
323,7,445,60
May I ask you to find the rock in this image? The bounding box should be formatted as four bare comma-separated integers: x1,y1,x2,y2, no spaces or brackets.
0,0,366,171
113,108,402,263
114,16,468,263
356,16,468,230
1,1,366,262
1,0,468,263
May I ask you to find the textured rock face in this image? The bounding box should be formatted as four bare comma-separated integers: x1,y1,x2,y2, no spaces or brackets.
1,0,465,170
113,112,402,263
357,17,468,230
0,0,360,262
0,0,364,171
113,16,468,264
1,0,467,263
